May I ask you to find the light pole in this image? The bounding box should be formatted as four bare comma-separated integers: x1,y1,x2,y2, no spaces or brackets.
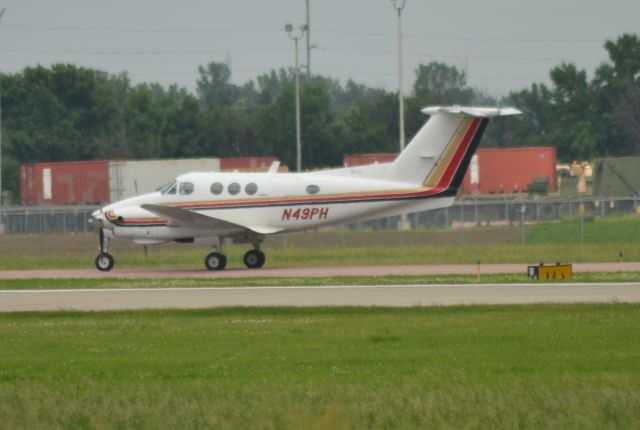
390,0,406,152
285,23,307,172
0,8,6,235
305,0,311,76
390,0,409,231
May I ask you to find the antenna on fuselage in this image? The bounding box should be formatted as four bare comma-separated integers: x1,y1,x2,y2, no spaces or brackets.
268,161,281,174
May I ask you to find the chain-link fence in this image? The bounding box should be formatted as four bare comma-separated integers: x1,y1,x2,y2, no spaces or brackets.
0,197,638,239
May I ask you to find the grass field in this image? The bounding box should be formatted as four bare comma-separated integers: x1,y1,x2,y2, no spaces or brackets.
1,214,638,269
2,271,640,291
0,233,640,270
1,304,639,428
527,214,640,244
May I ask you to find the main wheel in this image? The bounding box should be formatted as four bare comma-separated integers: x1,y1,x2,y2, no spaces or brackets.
95,253,115,272
244,250,265,269
205,252,227,271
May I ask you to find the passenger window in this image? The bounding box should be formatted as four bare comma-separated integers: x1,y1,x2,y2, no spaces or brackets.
306,184,320,195
179,182,194,195
228,182,241,195
210,182,224,195
245,183,258,195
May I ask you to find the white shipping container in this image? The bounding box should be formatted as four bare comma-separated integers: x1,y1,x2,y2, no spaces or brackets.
109,158,220,202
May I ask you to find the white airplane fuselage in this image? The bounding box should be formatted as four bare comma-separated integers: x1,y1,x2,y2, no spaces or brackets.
98,169,454,243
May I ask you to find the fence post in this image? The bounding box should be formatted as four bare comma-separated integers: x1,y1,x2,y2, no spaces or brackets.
475,200,479,226
460,203,465,244
520,204,526,245
505,201,510,225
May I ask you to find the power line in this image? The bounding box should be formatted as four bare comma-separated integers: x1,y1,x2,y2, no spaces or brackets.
0,48,290,56
1,24,620,45
317,47,606,63
313,29,610,44
2,24,283,34
0,46,607,64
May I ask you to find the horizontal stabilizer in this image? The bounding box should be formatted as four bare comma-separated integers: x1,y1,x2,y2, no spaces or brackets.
421,106,522,118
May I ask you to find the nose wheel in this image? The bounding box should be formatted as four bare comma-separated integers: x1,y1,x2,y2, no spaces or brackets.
244,249,266,269
95,228,115,271
95,253,115,271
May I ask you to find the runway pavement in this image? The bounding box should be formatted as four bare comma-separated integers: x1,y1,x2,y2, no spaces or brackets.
1,262,639,279
1,283,639,312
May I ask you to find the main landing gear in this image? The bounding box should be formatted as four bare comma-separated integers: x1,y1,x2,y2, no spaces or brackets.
243,249,266,269
204,252,227,271
204,239,265,271
95,228,115,272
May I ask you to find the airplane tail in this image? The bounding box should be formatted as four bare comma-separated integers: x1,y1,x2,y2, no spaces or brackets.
385,106,521,194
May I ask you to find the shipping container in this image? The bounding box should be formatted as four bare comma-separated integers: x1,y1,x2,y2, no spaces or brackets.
109,158,220,202
220,156,278,172
461,147,557,195
592,157,640,197
20,161,110,206
343,153,398,167
20,158,221,205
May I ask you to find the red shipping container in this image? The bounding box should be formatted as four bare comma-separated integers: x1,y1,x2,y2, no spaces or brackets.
20,160,110,206
220,156,278,171
343,153,398,167
461,147,557,195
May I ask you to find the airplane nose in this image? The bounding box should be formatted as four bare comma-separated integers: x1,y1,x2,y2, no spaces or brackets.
89,209,104,227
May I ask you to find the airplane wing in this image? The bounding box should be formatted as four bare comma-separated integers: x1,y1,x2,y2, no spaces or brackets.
141,204,283,235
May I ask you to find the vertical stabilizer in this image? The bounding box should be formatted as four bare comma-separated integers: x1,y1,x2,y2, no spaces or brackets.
385,106,520,194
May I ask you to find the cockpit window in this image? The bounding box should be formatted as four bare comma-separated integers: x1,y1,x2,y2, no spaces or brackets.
179,182,194,195
159,181,177,194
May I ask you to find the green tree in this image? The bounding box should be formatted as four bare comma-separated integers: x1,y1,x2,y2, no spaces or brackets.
413,62,475,104
196,62,239,109
593,34,640,155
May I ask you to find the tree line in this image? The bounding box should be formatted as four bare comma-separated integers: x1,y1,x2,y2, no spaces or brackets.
1,33,638,198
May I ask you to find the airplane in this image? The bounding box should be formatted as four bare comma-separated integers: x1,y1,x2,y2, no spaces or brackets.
90,106,521,271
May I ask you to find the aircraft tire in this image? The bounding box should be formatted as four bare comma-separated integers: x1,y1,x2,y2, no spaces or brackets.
205,252,227,271
244,250,265,269
95,253,115,272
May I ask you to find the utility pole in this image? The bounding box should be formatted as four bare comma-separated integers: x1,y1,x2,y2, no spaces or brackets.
305,0,311,76
390,0,406,152
0,8,6,235
285,23,307,172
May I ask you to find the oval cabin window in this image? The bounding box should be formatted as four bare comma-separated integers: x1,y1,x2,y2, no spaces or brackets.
228,183,241,195
306,185,320,195
210,182,224,195
245,183,258,195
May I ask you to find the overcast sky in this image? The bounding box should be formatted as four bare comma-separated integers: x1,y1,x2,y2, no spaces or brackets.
0,0,638,98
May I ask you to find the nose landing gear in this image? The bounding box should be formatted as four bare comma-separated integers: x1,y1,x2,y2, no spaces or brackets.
95,253,114,271
95,228,115,272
